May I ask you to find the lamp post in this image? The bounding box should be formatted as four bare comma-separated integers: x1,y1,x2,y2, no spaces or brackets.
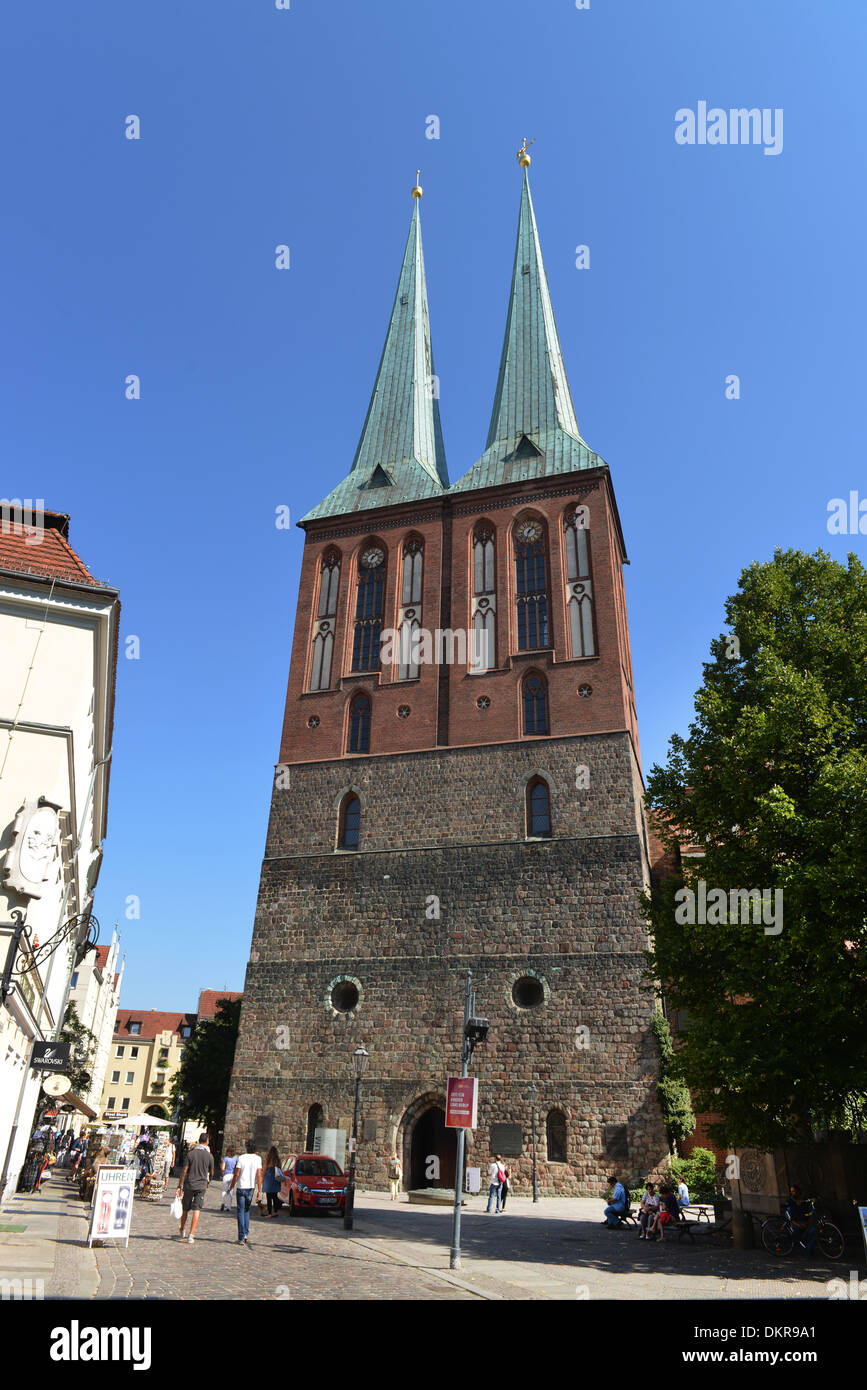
450,974,488,1270
343,1043,368,1230
529,1082,539,1203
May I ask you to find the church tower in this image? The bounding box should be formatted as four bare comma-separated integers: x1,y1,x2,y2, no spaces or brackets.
226,158,667,1193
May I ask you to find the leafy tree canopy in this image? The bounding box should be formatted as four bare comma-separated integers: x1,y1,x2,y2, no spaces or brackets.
644,549,867,1148
170,998,241,1139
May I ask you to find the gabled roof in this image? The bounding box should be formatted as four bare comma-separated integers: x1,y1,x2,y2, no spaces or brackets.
114,1009,196,1041
450,169,607,495
301,198,449,523
0,510,103,586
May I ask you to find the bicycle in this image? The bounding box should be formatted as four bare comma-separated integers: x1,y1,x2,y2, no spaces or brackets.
761,1198,845,1260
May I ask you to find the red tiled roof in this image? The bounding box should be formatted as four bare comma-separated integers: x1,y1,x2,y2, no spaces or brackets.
114,1008,196,1041
0,510,100,587
197,989,242,1018
95,945,110,969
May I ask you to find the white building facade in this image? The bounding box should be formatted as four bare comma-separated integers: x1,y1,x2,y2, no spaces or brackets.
0,508,119,1201
67,930,125,1124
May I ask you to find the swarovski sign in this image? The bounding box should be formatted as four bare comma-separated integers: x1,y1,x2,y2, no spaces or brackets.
30,1041,71,1074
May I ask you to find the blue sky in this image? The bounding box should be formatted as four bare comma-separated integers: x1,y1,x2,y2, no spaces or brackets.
3,1,864,1008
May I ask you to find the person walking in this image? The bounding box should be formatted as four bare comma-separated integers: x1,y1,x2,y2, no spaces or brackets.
220,1148,238,1210
603,1175,629,1228
163,1138,175,1187
486,1155,503,1213
262,1147,284,1217
229,1142,263,1246
175,1133,214,1244
387,1152,402,1201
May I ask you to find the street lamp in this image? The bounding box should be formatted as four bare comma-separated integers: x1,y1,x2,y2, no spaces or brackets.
343,1043,368,1230
529,1082,539,1203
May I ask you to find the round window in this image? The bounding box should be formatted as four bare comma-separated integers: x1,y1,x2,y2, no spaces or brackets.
331,980,360,1013
512,975,545,1009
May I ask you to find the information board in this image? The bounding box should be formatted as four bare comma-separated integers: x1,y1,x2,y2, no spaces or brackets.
87,1167,134,1247
445,1077,478,1129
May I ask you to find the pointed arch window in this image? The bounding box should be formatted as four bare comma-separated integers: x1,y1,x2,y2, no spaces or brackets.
339,793,361,849
471,523,496,672
514,518,549,650
546,1109,567,1163
397,536,423,681
352,545,386,672
526,776,551,837
348,694,371,754
522,672,549,736
308,551,340,691
563,509,596,658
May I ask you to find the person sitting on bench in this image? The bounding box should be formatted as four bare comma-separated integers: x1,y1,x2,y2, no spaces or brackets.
652,1185,681,1241
638,1182,660,1239
603,1174,629,1228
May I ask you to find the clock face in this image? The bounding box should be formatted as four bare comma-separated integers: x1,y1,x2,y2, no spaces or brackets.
361,547,385,569
516,521,542,544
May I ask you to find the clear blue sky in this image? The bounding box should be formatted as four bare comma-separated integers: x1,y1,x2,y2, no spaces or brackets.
3,1,864,1009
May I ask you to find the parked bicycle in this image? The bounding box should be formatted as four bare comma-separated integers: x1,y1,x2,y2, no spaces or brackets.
761,1195,844,1260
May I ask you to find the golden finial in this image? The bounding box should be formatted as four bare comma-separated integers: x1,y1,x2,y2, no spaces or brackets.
517,137,535,168
411,169,423,199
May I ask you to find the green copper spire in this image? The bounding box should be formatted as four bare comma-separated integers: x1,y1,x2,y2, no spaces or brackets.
450,167,606,495
301,195,448,523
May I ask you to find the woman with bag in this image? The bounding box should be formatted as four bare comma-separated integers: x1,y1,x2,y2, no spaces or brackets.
262,1146,284,1217
499,1163,511,1212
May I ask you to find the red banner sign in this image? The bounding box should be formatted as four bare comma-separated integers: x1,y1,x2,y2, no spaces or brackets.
445,1077,478,1129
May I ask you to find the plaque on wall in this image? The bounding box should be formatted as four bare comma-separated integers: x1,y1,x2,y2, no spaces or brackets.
252,1114,274,1151
603,1125,629,1161
363,1117,377,1142
490,1123,523,1156
3,798,62,899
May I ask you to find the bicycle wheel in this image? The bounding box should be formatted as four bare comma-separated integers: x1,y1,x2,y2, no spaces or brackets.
762,1216,794,1256
817,1221,845,1261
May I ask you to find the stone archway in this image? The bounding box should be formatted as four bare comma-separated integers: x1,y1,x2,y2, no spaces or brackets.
398,1091,457,1191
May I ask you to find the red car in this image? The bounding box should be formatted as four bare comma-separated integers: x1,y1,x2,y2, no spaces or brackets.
280,1154,347,1217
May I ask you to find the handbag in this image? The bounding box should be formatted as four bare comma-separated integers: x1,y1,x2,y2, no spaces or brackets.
169,1194,183,1220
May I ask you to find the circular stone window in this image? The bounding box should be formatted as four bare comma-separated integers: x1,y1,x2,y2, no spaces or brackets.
307,715,320,728
578,684,593,698
476,695,491,710
397,705,411,719
512,975,545,1009
330,980,360,1013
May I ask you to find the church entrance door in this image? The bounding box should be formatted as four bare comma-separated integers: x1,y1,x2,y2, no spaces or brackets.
409,1104,456,1190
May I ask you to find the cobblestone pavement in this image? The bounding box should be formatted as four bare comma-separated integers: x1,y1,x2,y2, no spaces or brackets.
3,1174,864,1301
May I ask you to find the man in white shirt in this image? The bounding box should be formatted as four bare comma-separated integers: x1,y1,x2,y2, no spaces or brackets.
677,1179,690,1211
229,1143,263,1246
485,1155,503,1213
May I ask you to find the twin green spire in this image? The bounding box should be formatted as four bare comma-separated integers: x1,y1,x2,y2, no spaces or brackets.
301,166,605,524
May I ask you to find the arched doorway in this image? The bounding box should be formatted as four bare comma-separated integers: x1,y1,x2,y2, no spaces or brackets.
407,1102,457,1190
145,1105,169,1119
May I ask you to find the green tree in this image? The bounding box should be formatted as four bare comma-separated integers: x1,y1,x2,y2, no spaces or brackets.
59,1002,97,1096
170,998,241,1138
651,1009,695,1153
643,549,867,1149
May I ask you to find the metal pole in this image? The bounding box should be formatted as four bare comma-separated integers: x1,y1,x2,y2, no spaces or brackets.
531,1088,539,1203
449,970,472,1270
343,1070,362,1230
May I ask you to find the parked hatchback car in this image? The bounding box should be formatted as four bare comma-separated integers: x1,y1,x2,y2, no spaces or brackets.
280,1153,347,1216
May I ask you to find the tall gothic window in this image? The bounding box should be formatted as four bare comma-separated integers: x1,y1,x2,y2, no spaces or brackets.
352,544,386,672
546,1109,567,1163
522,672,549,736
526,777,551,837
348,694,371,753
513,518,549,650
471,523,496,672
339,793,361,849
563,508,595,658
309,550,340,691
397,536,424,681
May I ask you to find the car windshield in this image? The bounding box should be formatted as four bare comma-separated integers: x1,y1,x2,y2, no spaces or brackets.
295,1159,342,1177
